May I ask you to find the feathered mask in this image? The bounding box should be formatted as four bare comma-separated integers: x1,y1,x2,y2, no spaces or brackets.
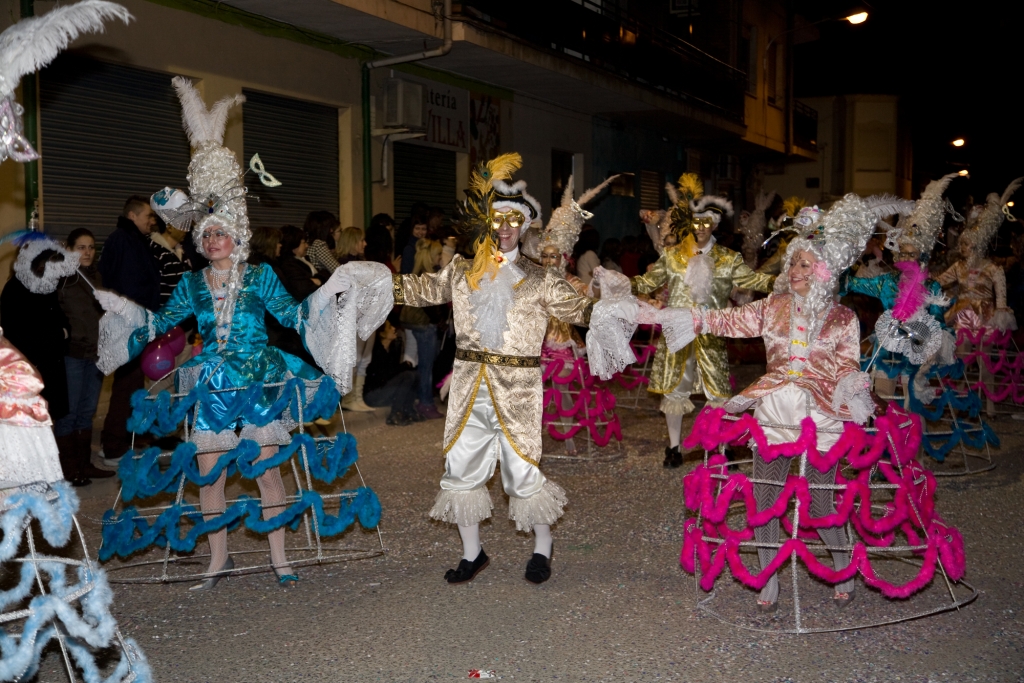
0,1,131,164
455,152,524,290
543,174,618,258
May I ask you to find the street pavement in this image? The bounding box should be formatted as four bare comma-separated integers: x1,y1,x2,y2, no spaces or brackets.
31,380,1024,682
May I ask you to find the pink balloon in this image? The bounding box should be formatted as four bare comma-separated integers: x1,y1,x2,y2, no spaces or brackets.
166,326,186,355
141,335,177,380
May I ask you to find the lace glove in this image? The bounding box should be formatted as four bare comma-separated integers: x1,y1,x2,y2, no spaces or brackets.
988,308,1018,331
833,371,873,425
660,307,697,352
311,268,353,311
94,289,127,314
590,266,632,300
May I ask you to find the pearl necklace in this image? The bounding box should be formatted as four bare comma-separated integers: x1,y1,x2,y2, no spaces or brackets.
205,263,243,347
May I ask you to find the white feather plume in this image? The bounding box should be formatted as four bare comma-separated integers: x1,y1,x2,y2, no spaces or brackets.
863,194,916,220
664,181,680,208
171,76,244,147
0,1,132,98
577,174,618,208
1001,176,1023,206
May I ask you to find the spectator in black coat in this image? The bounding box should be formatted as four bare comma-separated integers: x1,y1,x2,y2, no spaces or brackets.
277,225,322,301
96,196,162,466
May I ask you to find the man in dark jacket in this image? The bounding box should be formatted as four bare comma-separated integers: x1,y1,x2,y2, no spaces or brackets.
97,196,162,467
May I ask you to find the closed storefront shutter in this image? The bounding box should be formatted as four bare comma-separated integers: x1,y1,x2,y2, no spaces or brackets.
392,142,456,224
242,89,339,230
39,56,190,240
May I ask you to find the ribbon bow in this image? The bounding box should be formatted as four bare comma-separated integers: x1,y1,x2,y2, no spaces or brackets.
0,96,39,164
248,153,282,187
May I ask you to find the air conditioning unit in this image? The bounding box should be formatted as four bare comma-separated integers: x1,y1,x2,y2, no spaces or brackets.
385,79,425,129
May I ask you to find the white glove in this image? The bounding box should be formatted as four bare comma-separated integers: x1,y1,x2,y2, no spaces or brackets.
323,267,353,296
94,289,126,313
590,266,632,301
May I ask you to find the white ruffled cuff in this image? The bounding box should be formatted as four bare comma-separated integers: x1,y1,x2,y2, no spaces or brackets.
832,371,873,424
988,308,1018,331
96,300,151,375
659,307,696,353
303,261,394,393
585,297,639,380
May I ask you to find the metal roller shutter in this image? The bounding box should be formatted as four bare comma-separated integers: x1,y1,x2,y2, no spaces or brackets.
242,89,339,230
393,142,456,224
39,56,190,240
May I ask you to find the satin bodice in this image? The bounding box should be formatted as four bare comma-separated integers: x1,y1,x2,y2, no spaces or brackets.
0,333,52,426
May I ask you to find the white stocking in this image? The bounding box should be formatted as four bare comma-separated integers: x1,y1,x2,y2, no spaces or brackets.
666,413,683,448
255,445,291,576
533,524,552,558
458,523,481,561
197,451,229,576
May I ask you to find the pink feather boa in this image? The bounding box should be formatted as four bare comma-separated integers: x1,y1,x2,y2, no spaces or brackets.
892,261,928,322
679,406,967,599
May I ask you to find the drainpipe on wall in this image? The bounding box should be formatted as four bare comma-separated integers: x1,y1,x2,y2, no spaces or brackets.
20,0,38,225
361,0,452,227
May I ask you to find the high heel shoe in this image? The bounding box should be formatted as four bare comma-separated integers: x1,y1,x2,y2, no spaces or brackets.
277,573,299,587
189,556,235,592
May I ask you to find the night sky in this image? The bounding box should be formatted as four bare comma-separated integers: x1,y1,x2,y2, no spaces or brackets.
794,0,1021,206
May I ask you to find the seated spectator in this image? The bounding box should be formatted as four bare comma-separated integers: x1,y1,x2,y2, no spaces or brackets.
304,210,342,274
572,226,601,284
363,318,420,426
56,229,114,484
277,225,321,301
335,226,366,266
600,237,623,273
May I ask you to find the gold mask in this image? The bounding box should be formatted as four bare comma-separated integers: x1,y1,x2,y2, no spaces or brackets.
490,208,526,230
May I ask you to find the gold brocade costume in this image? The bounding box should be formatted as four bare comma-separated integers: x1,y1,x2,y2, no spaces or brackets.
631,242,775,404
395,253,593,468
544,273,588,352
935,259,1007,327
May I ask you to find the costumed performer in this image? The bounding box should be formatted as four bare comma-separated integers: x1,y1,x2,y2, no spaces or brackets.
757,196,806,276
0,3,151,681
660,193,911,611
631,173,775,468
93,78,364,590
732,189,777,306
392,154,640,584
537,174,617,456
841,174,960,403
936,177,1021,333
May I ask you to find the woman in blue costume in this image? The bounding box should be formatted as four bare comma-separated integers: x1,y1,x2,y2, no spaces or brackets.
95,78,356,589
840,174,960,405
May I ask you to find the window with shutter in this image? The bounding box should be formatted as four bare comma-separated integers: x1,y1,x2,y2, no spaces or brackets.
242,89,339,230
39,56,190,240
392,142,456,224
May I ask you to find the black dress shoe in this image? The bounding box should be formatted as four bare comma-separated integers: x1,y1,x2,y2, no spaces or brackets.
525,548,552,584
444,548,489,584
663,446,683,468
68,477,92,488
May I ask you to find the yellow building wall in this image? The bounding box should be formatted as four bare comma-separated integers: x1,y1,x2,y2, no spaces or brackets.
740,0,787,154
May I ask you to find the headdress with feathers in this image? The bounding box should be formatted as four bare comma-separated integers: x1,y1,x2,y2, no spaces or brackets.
775,193,916,338
884,173,960,259
668,172,704,237
960,176,1023,262
0,1,131,164
737,189,777,264
4,232,80,294
456,152,524,290
542,174,618,259
689,195,734,225
781,196,807,223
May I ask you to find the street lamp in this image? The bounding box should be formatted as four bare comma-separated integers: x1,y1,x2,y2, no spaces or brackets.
845,12,869,24
958,170,969,177
952,138,965,147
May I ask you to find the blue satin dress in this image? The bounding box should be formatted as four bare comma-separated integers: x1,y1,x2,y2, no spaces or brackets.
124,263,321,433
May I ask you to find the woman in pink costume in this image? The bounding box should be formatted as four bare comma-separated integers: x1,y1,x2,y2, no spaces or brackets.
661,193,913,611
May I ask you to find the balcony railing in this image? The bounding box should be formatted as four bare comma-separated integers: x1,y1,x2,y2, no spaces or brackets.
793,100,818,152
454,0,746,123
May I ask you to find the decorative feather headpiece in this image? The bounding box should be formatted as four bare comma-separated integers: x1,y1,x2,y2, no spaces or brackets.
781,196,807,223
0,0,131,164
776,193,916,337
960,176,1023,261
7,232,80,294
737,189,777,263
689,195,734,226
456,152,524,290
542,174,618,258
885,173,960,259
668,172,704,237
